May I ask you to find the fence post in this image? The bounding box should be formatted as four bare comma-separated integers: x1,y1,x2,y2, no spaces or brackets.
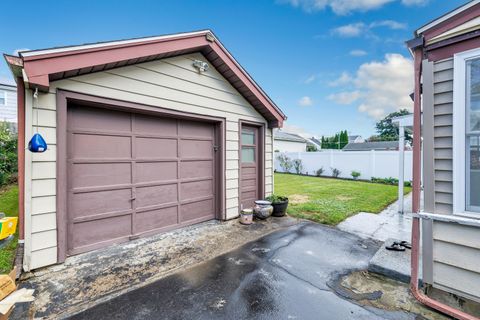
370,150,376,179
329,150,334,171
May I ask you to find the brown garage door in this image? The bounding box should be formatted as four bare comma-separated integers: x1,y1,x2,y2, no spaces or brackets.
66,104,217,255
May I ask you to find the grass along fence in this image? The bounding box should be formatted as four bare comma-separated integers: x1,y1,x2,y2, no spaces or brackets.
275,150,413,181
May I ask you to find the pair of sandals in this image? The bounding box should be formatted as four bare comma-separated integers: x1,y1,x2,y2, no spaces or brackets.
385,240,411,251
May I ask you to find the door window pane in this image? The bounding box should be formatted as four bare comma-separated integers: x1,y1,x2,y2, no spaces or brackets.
241,130,255,145
241,147,255,163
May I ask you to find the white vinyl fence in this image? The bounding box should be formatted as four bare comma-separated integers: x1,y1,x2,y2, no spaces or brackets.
274,150,413,181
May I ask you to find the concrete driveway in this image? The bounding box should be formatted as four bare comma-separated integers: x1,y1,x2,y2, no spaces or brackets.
67,223,442,320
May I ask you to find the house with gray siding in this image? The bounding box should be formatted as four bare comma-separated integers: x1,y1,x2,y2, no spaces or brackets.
273,130,307,152
4,30,286,271
0,82,17,123
408,0,480,313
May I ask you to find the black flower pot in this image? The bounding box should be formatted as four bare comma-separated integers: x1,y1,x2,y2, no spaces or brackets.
271,200,288,217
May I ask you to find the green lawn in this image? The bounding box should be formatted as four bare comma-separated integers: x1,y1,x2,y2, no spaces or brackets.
0,184,18,274
274,173,411,225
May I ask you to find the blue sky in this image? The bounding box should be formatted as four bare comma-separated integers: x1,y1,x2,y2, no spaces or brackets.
0,0,466,138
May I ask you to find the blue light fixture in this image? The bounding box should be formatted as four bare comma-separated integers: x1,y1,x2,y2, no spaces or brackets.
28,133,47,153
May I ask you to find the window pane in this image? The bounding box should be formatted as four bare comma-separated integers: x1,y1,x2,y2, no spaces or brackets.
467,59,480,132
241,147,255,163
0,91,5,105
241,130,255,145
467,135,480,210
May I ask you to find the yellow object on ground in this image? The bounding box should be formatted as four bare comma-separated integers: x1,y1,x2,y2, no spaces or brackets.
0,217,17,240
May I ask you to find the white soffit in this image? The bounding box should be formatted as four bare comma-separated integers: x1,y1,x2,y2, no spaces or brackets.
427,16,480,45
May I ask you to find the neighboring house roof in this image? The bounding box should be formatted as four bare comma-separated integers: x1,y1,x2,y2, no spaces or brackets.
343,141,399,151
4,30,286,128
310,137,322,146
0,82,16,89
274,130,307,143
348,135,362,142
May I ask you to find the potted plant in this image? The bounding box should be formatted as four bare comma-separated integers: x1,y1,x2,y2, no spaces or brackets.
266,194,289,217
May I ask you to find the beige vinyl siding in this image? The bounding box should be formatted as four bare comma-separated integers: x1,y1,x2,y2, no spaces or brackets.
433,58,454,213
24,52,274,270
24,91,58,270
427,58,480,302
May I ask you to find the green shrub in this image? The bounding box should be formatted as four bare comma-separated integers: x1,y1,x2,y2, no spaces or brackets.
371,176,411,187
331,168,341,178
0,122,17,186
292,159,303,174
351,171,361,179
315,167,324,177
277,153,293,173
266,194,288,203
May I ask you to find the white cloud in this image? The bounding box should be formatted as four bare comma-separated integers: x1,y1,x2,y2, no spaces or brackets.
304,74,317,84
332,23,366,37
350,49,368,57
328,72,352,87
328,91,362,105
298,96,314,106
370,20,407,30
329,54,413,120
281,0,394,15
401,0,429,6
332,19,406,38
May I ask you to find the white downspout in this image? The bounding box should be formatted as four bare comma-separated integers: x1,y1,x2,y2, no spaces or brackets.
398,125,405,213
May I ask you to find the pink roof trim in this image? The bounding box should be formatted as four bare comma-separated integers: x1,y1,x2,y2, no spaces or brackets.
10,30,286,127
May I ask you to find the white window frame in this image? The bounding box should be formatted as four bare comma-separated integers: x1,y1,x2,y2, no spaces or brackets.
453,47,480,218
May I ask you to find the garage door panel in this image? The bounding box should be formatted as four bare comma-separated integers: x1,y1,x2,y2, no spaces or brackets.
71,189,133,218
69,105,131,132
178,120,214,138
71,134,132,159
72,163,131,188
135,207,178,234
180,180,213,201
136,137,177,159
67,103,219,257
71,214,132,249
135,114,177,135
136,162,177,183
180,198,215,222
180,160,212,179
136,184,178,209
179,140,212,158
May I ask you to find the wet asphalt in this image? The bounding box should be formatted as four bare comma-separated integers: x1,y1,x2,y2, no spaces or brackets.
68,222,417,320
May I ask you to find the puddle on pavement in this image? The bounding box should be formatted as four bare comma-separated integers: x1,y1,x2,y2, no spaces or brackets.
329,270,450,320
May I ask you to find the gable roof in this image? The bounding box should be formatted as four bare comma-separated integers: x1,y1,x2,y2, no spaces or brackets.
274,130,307,143
343,141,399,151
4,30,286,128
